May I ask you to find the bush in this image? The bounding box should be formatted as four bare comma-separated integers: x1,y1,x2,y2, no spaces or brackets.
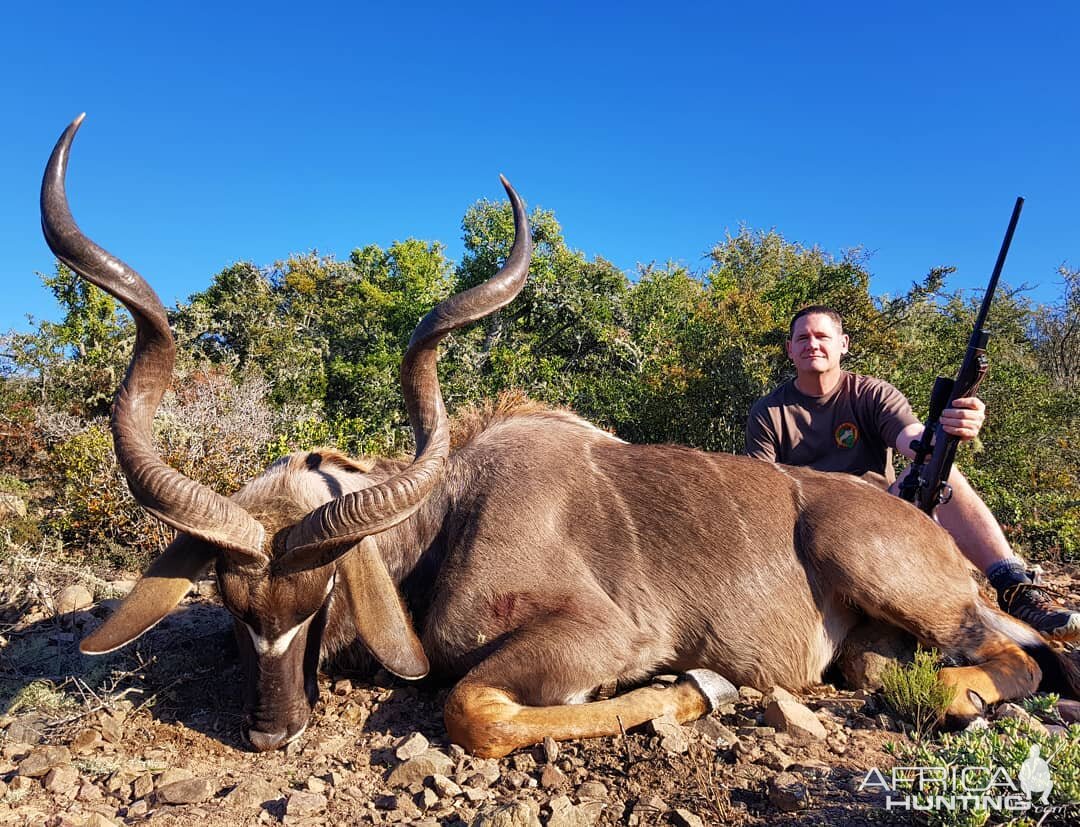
36,368,276,569
880,648,957,740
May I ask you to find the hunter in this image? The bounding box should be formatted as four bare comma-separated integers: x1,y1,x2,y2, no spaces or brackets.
746,305,1080,641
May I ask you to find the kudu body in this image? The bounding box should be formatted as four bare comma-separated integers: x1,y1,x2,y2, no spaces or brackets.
44,116,1078,758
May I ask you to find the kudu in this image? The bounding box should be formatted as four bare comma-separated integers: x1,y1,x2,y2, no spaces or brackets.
45,116,1079,758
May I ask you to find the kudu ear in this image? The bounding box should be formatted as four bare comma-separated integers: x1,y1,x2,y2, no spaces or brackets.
337,538,429,679
81,535,217,655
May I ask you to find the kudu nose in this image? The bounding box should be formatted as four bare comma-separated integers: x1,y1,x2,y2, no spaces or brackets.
246,727,289,752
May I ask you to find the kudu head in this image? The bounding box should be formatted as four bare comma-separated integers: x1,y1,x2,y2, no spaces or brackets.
41,115,532,750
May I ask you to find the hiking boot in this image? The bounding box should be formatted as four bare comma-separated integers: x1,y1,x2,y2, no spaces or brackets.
998,582,1080,642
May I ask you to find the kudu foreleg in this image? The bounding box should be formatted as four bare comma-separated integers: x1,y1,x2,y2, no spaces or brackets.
444,670,733,758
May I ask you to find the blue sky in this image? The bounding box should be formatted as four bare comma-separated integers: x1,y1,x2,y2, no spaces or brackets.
3,2,1076,334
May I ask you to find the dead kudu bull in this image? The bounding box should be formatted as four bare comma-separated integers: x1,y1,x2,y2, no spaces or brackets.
44,116,1079,758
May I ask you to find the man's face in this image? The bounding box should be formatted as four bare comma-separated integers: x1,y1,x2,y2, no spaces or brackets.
786,313,849,375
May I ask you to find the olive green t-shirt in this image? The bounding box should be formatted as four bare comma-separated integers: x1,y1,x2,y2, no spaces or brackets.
744,372,919,478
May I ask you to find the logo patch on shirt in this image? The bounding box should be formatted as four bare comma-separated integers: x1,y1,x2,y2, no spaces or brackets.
835,422,859,449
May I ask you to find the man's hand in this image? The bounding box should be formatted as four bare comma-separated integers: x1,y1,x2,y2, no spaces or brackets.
939,396,985,441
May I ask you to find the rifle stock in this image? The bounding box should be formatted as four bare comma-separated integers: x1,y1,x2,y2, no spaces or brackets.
898,197,1024,515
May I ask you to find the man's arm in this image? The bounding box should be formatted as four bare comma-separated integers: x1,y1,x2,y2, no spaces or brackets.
745,404,779,461
895,396,986,460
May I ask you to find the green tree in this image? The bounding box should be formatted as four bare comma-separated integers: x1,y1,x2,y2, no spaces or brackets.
6,264,131,414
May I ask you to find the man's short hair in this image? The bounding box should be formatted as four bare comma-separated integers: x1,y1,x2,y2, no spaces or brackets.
789,305,844,339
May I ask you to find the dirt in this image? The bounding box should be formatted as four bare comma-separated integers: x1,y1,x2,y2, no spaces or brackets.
1,562,1078,826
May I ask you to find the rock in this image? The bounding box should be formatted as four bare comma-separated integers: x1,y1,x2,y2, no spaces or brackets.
155,767,194,786
469,758,502,785
510,753,537,773
769,772,812,811
470,800,542,827
332,678,353,695
105,770,137,799
106,579,136,597
0,493,26,520
8,775,34,793
224,777,281,808
17,745,71,777
670,809,706,827
5,714,45,745
305,775,327,794
155,777,215,804
464,772,495,789
132,772,154,800
994,703,1050,734
542,736,559,764
575,781,608,801
540,763,567,789
71,728,103,753
764,698,827,742
1057,698,1080,724
738,686,764,704
631,794,668,817
760,744,793,771
689,717,739,747
737,725,775,738
387,750,455,787
43,764,80,795
837,620,917,690
56,584,94,615
648,714,690,754
98,711,124,744
462,785,489,803
418,786,440,809
764,685,799,705
286,790,328,816
427,773,462,799
84,814,121,827
127,800,150,818
395,732,430,761
503,769,532,789
341,702,368,725
547,793,600,827
76,782,103,802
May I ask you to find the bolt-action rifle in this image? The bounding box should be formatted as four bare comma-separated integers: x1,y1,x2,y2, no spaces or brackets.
898,197,1024,516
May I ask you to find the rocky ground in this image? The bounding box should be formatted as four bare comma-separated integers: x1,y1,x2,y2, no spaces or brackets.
1,561,1079,826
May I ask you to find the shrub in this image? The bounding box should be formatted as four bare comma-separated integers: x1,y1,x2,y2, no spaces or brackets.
1021,693,1062,724
880,647,957,740
36,368,275,569
885,717,1080,826
0,474,29,495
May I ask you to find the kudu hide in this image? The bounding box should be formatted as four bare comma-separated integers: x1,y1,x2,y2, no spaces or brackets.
44,116,1079,758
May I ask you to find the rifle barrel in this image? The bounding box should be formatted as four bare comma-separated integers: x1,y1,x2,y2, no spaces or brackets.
971,196,1024,338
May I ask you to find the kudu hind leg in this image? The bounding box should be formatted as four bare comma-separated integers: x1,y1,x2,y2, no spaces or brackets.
937,634,1041,719
818,529,1041,719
